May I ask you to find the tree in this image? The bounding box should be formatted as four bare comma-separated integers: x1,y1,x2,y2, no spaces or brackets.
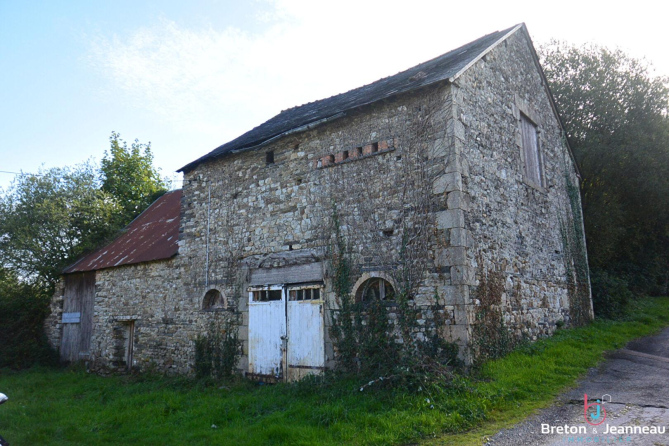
0,162,122,287
0,133,169,368
540,42,669,300
0,267,58,368
101,132,168,225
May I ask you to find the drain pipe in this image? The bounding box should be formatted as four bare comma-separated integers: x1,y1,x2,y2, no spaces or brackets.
205,184,211,288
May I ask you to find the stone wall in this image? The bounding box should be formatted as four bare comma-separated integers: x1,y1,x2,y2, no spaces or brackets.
45,279,65,351
89,258,240,374
179,85,460,369
46,27,590,374
441,29,590,350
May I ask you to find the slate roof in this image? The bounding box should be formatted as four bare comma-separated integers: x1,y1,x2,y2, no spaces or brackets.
63,190,182,273
179,25,519,173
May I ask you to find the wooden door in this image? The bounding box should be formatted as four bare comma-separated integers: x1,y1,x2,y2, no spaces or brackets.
60,272,95,362
248,286,286,379
286,285,325,381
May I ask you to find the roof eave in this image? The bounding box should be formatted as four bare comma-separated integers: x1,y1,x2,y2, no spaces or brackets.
177,79,454,174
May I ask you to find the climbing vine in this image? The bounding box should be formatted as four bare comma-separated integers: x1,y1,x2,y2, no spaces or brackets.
470,265,518,362
194,313,242,379
560,170,592,326
328,203,460,384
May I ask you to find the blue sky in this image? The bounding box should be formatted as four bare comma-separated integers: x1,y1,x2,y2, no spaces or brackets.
1,0,667,192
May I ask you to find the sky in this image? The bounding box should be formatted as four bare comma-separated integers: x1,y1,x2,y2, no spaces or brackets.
1,0,668,192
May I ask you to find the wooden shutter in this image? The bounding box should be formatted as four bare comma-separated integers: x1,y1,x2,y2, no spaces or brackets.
520,114,542,186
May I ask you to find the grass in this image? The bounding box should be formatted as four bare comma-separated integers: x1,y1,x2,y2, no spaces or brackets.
0,297,667,445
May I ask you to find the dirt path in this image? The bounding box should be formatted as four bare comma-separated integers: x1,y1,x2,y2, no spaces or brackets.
484,327,669,446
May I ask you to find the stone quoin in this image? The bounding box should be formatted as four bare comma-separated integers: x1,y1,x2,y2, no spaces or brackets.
46,23,592,379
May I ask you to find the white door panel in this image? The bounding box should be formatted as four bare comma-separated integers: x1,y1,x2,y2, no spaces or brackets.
287,299,325,381
248,286,285,378
248,283,325,381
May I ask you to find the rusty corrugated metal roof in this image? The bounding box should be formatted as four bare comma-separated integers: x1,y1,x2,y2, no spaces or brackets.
63,190,182,273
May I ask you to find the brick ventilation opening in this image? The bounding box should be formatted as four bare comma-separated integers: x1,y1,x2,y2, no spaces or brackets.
316,139,393,169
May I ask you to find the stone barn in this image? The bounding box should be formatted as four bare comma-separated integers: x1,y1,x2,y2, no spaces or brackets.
47,23,592,378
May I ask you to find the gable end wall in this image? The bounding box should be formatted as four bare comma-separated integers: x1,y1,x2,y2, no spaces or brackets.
452,29,590,343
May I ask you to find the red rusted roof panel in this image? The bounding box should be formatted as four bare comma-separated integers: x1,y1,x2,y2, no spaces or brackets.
64,190,182,273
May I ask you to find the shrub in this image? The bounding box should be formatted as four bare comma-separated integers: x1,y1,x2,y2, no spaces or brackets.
0,271,58,368
194,315,242,380
590,269,633,319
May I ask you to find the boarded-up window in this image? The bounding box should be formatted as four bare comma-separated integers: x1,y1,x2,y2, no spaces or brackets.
520,114,543,186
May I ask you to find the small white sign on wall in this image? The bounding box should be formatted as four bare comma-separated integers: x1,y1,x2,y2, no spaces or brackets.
62,312,81,324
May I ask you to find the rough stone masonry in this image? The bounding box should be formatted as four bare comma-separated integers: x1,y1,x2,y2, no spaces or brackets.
46,24,591,377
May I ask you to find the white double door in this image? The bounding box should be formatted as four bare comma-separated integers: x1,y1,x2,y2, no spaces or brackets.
248,284,325,381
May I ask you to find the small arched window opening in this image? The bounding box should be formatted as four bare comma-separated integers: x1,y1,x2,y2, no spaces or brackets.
202,289,226,311
355,278,396,303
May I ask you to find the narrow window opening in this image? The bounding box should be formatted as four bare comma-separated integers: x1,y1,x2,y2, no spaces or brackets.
266,151,275,165
327,154,335,164
520,113,543,186
288,286,323,301
371,142,379,153
355,147,363,157
252,289,282,302
382,229,394,237
396,155,402,161
342,150,349,160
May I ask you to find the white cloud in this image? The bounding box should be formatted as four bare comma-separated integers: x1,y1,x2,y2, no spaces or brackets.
85,1,503,141
86,0,669,146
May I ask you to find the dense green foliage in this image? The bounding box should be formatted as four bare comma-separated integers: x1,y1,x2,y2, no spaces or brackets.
0,268,58,369
194,317,242,380
0,297,665,445
0,162,121,287
540,42,669,316
0,132,166,368
328,205,459,384
101,132,168,226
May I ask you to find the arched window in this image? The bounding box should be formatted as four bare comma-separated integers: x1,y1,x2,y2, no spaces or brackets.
355,278,395,303
202,289,226,311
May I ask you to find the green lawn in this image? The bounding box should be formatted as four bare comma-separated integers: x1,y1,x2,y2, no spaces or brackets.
1,297,667,445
